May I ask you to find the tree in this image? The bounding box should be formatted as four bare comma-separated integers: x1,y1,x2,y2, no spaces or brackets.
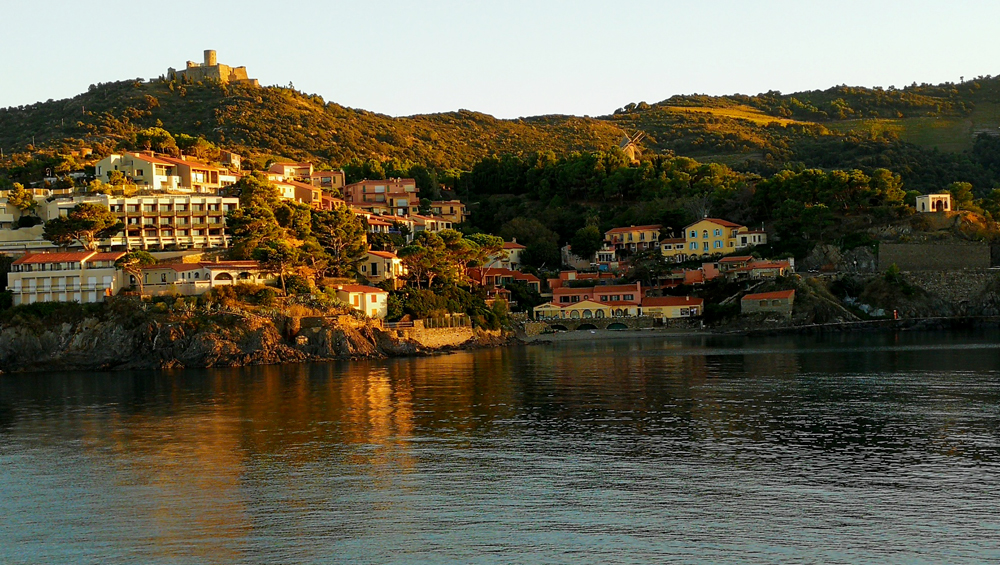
569,225,603,261
945,181,975,211
252,240,302,294
399,232,447,289
225,176,286,259
311,207,367,277
115,250,155,294
135,127,177,153
6,183,37,216
465,232,504,283
43,203,123,250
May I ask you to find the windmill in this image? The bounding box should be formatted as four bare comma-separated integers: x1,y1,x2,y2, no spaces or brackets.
619,130,645,163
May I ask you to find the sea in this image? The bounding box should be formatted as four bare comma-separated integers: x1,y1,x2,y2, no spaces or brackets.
2,330,1000,564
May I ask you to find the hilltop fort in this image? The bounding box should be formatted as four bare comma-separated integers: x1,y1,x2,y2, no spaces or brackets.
167,50,258,86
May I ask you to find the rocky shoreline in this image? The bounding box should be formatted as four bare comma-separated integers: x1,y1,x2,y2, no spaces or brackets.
0,306,519,374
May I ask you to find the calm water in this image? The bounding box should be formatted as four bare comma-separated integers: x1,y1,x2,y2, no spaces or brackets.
3,331,1000,564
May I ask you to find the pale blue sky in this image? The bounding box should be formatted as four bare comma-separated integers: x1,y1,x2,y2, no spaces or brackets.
2,0,995,118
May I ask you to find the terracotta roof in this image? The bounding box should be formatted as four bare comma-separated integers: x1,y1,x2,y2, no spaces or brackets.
689,218,744,229
312,170,343,177
337,284,387,294
367,217,393,226
642,296,704,307
368,250,398,259
601,300,640,306
660,238,685,244
605,224,662,234
203,261,261,270
503,241,526,249
87,252,126,262
719,255,754,263
13,251,96,265
743,290,795,301
155,155,219,170
127,152,176,166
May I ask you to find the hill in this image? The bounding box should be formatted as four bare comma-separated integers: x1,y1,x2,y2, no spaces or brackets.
0,79,624,171
5,73,1000,194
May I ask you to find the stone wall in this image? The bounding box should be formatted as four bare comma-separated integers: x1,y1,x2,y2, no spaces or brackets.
879,243,990,271
399,327,474,348
904,270,997,309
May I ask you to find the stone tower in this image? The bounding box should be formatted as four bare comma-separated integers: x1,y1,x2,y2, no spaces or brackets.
204,49,217,67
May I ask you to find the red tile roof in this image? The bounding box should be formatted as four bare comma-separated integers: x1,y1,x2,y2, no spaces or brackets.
642,296,704,307
503,241,526,249
337,284,387,294
605,224,662,234
368,250,398,259
719,255,754,263
87,252,126,262
13,252,96,265
692,218,744,228
743,290,795,301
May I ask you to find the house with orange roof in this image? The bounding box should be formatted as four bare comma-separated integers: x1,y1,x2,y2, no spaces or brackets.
410,214,453,234
486,239,526,270
8,251,125,305
663,218,767,262
343,178,419,216
136,260,272,296
94,152,182,191
741,289,795,317
362,250,407,289
429,200,469,224
274,179,322,208
335,284,389,319
641,295,704,320
310,170,346,193
268,161,314,180
152,154,228,193
604,224,662,257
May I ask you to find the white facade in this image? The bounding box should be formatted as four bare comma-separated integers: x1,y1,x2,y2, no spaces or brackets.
335,285,389,319
8,251,125,306
916,194,952,213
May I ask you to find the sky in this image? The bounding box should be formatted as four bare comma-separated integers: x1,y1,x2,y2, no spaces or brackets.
2,0,997,119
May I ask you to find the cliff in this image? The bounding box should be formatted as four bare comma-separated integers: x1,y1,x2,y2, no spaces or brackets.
0,303,513,374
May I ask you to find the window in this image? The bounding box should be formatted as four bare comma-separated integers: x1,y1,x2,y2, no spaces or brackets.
192,204,204,211
623,294,634,301
772,300,781,306
160,273,167,282
176,204,187,212
689,243,698,250
159,218,170,225
714,241,722,249
570,295,580,303
159,205,172,212
714,229,721,236
560,296,570,303
703,230,708,238
689,230,696,238
760,300,768,307
135,169,144,177
143,205,155,212
177,229,188,236
127,205,139,212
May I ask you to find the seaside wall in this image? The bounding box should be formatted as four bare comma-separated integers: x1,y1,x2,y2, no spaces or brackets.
878,243,990,271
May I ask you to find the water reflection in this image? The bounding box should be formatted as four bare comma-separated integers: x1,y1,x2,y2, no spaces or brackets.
2,330,1000,563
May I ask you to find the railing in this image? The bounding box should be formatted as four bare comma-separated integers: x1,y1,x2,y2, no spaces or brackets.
384,321,415,329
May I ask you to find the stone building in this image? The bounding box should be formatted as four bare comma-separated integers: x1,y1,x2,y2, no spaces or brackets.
168,50,259,86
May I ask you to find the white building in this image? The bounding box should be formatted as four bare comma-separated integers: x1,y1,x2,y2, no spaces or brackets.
8,251,126,305
916,193,952,213
335,284,389,319
94,152,183,191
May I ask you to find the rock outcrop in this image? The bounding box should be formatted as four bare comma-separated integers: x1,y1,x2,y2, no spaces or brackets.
0,307,517,374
